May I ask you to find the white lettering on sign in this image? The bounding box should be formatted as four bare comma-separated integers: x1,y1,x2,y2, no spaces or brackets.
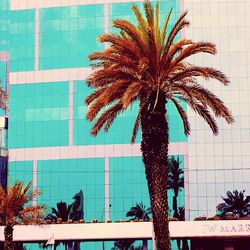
220,223,250,233
203,224,217,233
202,223,250,234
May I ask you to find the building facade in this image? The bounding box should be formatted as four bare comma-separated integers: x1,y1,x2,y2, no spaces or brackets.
0,0,249,249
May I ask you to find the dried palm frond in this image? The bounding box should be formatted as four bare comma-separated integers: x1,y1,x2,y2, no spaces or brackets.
0,181,46,226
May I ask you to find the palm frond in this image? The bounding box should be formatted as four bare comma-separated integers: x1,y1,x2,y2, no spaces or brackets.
131,4,148,41
188,100,218,135
164,10,189,54
91,102,123,136
161,39,193,67
131,113,141,144
86,80,128,121
170,83,234,124
89,50,138,71
170,66,230,85
154,2,160,47
86,67,136,88
104,103,124,132
169,97,190,135
112,19,149,56
121,81,142,109
173,42,216,66
160,8,172,46
98,33,143,59
143,1,154,28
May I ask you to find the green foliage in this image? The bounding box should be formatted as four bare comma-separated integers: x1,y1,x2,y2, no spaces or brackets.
126,202,151,221
217,190,250,218
167,156,184,192
0,180,46,227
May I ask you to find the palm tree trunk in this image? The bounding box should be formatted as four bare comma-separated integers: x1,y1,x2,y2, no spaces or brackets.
142,239,148,250
182,239,189,250
141,92,170,250
176,239,181,250
4,225,14,250
173,191,178,217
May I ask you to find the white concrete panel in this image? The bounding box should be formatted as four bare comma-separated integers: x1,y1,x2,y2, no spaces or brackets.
2,220,250,241
9,142,188,162
9,68,92,84
10,0,145,10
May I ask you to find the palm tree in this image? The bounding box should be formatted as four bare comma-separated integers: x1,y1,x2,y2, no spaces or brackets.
126,202,151,250
44,191,84,250
126,202,151,221
167,157,184,217
85,1,233,249
43,201,69,250
0,181,46,250
217,190,250,218
49,201,69,222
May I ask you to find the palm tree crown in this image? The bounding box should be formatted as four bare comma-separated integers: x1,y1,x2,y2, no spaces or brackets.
0,181,46,250
217,190,250,218
126,202,151,221
86,2,233,140
167,156,184,193
0,181,45,226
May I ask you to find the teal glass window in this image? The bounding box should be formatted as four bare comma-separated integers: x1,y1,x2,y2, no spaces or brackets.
74,81,141,145
8,82,69,148
0,1,10,55
38,158,104,222
110,156,150,221
40,5,104,70
167,101,188,142
8,161,33,186
9,9,35,72
110,155,185,221
75,82,187,145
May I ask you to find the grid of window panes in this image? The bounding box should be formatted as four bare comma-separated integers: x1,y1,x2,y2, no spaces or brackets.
185,0,250,220
0,0,188,249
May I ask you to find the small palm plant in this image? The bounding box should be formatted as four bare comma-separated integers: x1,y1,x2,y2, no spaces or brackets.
217,190,250,218
167,157,184,217
43,191,84,250
48,201,69,223
126,202,151,221
0,181,46,250
85,1,233,248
